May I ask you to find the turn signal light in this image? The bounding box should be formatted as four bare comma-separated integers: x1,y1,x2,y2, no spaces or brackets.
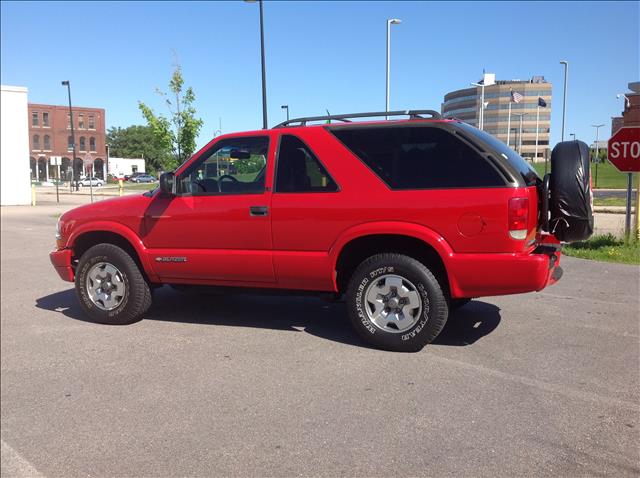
508,197,529,240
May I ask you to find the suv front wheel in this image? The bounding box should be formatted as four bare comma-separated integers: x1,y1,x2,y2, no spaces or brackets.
346,253,449,352
75,243,152,325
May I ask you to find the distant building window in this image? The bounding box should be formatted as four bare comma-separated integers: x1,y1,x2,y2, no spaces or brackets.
44,135,51,150
79,137,86,151
68,136,74,151
67,114,71,129
78,114,84,129
32,112,39,127
33,135,40,150
89,137,96,151
42,112,50,127
88,115,95,129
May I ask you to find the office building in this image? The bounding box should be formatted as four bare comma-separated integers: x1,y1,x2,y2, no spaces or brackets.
442,73,552,161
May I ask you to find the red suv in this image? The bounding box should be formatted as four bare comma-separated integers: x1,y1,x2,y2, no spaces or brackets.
50,110,593,351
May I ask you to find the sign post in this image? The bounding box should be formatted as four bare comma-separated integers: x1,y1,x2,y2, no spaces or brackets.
607,127,640,239
83,153,94,203
50,156,62,203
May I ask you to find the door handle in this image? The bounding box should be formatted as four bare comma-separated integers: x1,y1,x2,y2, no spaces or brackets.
249,206,269,217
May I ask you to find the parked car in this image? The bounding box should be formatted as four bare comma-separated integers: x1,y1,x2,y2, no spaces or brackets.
50,110,593,352
124,172,149,182
130,174,156,183
78,177,104,187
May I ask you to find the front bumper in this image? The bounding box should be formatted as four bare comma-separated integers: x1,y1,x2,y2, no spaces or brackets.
448,246,562,298
50,249,74,282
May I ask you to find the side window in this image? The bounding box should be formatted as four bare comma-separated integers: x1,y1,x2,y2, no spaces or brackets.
276,135,338,193
330,126,505,189
177,136,269,195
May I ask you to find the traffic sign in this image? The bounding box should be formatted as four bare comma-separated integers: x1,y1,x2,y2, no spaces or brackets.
608,126,640,172
83,153,94,165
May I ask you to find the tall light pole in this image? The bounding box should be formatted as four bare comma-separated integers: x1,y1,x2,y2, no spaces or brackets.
61,80,78,192
245,0,268,129
470,81,486,130
513,112,528,155
560,60,568,141
592,123,605,188
570,133,576,140
386,18,401,119
281,105,289,122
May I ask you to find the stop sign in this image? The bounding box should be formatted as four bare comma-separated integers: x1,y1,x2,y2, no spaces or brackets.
608,126,640,172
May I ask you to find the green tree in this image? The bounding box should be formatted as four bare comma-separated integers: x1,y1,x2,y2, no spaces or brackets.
106,125,171,173
138,64,204,170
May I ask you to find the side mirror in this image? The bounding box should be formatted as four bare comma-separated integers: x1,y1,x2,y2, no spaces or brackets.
159,172,175,195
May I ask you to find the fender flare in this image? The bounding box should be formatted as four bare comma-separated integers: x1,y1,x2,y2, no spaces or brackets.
66,221,159,282
328,221,454,285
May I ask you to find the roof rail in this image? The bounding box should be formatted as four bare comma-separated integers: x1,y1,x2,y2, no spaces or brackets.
273,109,442,128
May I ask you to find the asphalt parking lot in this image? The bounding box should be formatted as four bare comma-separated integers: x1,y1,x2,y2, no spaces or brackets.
1,203,639,477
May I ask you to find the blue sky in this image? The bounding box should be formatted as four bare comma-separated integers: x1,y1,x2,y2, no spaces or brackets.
1,1,638,149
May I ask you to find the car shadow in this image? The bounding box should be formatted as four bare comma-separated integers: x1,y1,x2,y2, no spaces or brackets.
35,287,501,349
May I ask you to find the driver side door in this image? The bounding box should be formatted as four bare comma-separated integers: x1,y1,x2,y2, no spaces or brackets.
141,133,276,283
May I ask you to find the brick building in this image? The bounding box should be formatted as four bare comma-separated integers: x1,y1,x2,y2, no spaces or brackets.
612,81,640,135
28,103,106,181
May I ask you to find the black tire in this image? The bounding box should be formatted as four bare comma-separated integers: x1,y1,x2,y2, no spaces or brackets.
451,298,471,310
346,253,449,352
549,140,594,242
75,243,152,325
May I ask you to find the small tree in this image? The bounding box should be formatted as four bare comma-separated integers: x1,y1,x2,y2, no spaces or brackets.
106,125,171,173
139,64,204,170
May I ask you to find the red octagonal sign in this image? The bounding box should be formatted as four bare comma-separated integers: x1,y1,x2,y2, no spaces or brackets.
608,126,640,172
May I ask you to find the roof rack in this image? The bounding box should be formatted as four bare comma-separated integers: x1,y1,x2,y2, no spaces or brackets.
273,109,442,128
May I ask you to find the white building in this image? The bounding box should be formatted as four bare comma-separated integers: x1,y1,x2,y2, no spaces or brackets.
107,157,146,178
1,85,31,205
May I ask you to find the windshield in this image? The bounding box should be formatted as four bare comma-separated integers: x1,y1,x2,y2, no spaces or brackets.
455,121,541,186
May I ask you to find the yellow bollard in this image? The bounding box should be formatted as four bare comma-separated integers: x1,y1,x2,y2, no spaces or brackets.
31,184,36,206
118,179,124,197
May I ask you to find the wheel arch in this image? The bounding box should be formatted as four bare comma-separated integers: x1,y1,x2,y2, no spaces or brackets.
330,222,453,295
68,222,159,283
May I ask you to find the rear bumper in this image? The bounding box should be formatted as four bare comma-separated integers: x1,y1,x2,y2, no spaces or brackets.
448,246,562,298
50,249,75,282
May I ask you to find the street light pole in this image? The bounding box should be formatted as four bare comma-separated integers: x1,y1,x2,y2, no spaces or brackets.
245,0,268,129
470,81,486,130
281,105,289,121
570,133,576,140
591,123,605,188
61,80,78,192
386,18,401,119
560,60,568,141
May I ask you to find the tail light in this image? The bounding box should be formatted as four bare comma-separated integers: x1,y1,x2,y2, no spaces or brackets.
508,197,529,240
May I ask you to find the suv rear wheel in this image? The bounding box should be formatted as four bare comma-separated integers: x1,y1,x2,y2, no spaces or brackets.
346,253,449,352
75,243,152,325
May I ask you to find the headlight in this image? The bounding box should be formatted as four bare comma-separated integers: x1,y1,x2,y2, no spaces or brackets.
55,218,62,240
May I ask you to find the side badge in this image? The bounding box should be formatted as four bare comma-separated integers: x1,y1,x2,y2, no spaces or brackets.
155,257,188,263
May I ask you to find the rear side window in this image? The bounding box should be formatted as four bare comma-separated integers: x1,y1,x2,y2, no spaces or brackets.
330,125,506,189
455,121,540,186
276,135,338,193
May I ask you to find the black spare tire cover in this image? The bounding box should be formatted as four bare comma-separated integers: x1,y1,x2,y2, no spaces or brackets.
549,140,594,243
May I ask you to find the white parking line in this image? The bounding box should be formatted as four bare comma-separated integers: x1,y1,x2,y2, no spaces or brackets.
1,439,44,478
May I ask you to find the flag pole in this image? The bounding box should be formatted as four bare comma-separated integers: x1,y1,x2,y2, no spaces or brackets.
507,101,512,147
535,105,540,161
